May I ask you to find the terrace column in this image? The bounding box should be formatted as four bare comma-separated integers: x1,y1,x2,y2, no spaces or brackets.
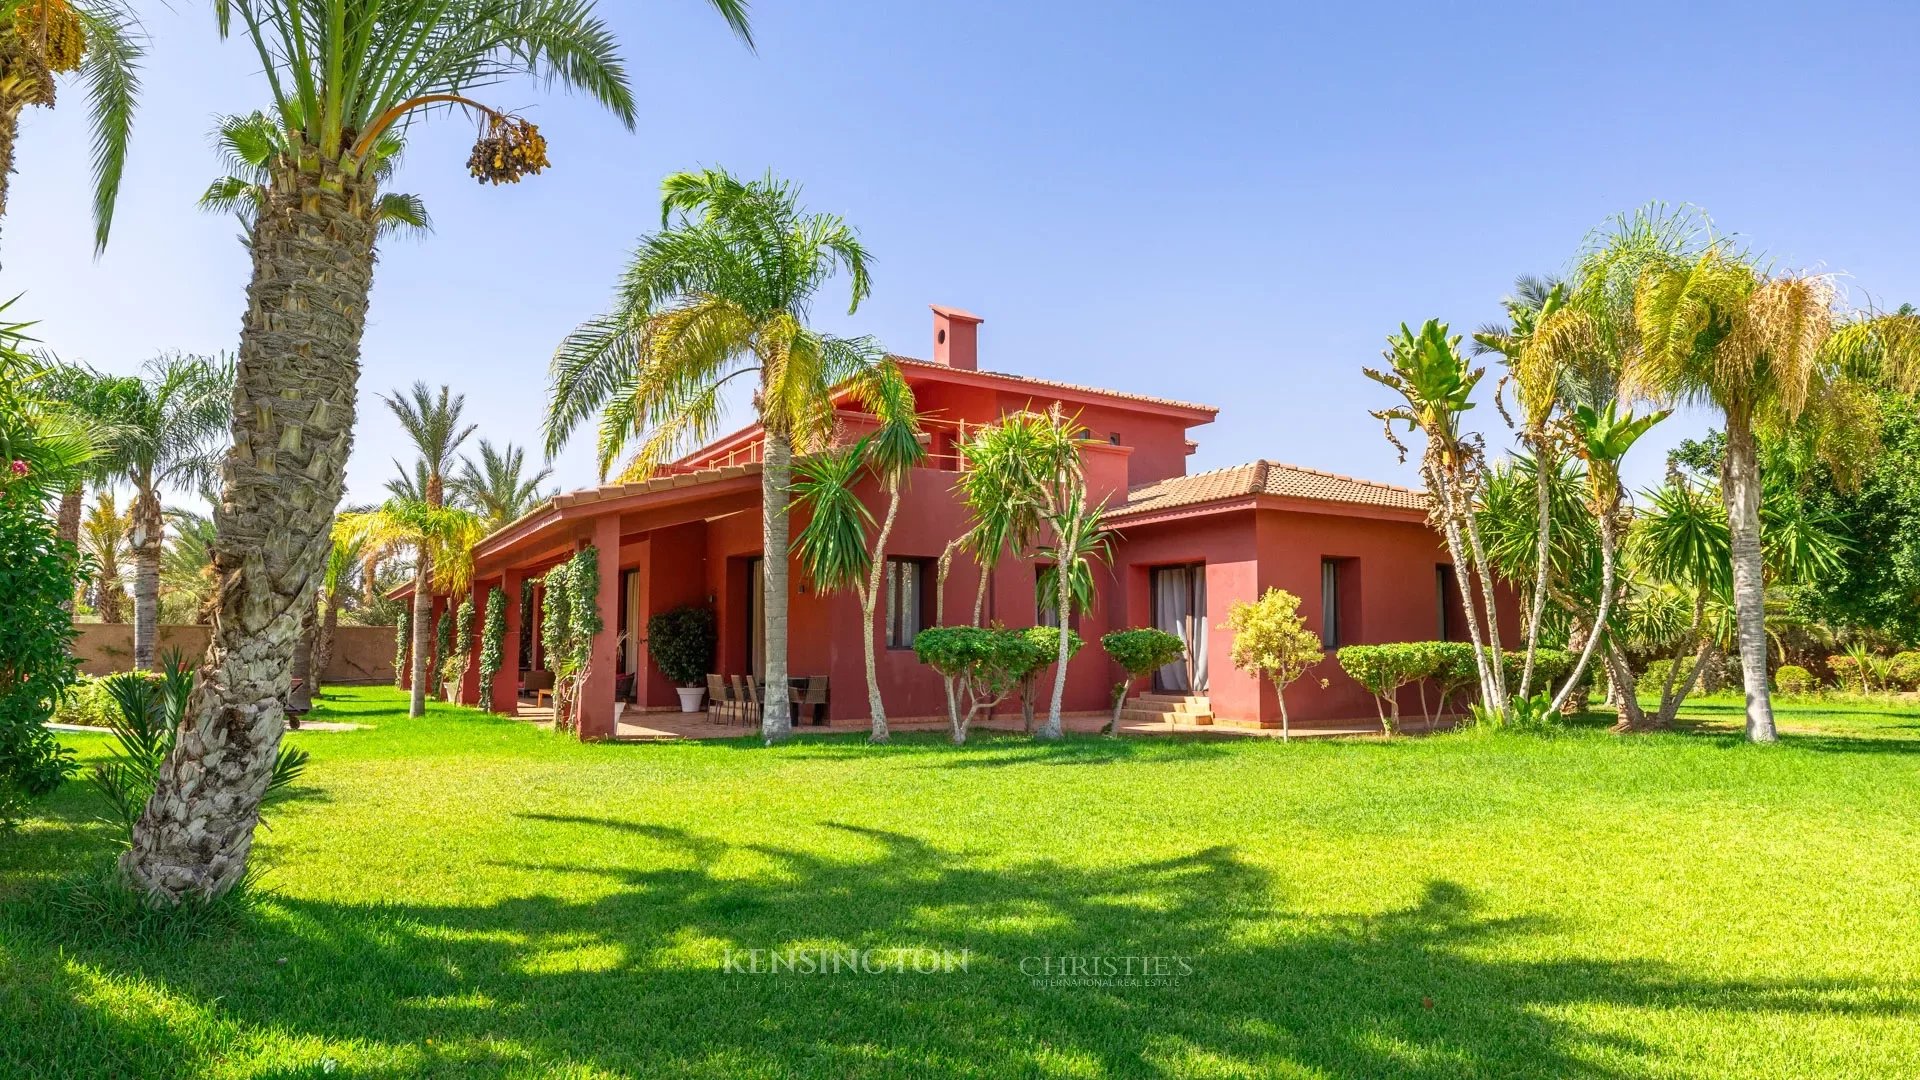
491,568,523,716
460,580,486,705
577,515,623,740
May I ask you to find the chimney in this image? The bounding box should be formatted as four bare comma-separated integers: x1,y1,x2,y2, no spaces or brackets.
930,304,982,370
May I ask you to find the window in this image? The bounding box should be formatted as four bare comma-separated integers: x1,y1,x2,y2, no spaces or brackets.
885,558,930,648
1436,564,1457,641
1321,559,1340,649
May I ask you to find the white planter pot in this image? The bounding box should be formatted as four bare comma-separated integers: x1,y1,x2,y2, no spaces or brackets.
676,686,707,713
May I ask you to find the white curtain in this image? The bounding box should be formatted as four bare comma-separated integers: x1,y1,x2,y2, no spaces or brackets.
1153,565,1209,693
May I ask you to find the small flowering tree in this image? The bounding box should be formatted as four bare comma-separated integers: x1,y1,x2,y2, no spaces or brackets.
1222,588,1324,742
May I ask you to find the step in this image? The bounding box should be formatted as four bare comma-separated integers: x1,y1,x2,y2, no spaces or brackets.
1138,693,1210,707
1125,700,1212,717
1121,708,1213,726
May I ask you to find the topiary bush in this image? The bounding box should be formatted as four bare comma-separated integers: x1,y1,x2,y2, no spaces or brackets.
913,625,1038,744
1099,628,1186,734
1774,664,1818,696
1336,642,1441,735
647,604,717,687
1825,653,1866,694
1013,625,1083,733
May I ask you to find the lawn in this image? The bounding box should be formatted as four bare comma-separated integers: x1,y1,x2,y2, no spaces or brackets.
4,687,1920,1079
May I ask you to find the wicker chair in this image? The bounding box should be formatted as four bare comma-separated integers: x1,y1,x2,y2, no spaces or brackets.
706,674,732,723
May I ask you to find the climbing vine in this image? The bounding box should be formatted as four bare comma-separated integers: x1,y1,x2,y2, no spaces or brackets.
477,586,507,710
540,549,601,732
432,608,453,696
441,595,475,701
393,610,409,688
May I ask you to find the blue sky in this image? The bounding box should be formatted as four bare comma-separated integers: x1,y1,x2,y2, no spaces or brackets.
7,0,1919,509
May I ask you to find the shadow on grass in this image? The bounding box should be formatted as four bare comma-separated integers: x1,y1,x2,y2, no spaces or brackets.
8,813,1916,1079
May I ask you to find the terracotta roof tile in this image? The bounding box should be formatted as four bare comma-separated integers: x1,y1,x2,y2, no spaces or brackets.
890,356,1217,417
1117,460,1429,517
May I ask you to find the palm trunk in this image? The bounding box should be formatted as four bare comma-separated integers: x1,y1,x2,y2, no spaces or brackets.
56,485,82,613
312,586,342,697
862,478,903,743
1039,516,1077,740
1602,638,1646,730
1551,506,1618,714
122,163,376,904
972,558,991,626
1656,638,1713,728
1723,418,1777,742
131,488,164,671
760,432,793,744
1461,503,1507,698
1430,464,1499,712
1516,445,1553,699
408,557,433,717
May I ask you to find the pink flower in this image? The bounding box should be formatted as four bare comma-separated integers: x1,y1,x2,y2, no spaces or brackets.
8,460,26,477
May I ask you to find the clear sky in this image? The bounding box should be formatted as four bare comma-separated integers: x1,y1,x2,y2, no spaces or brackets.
7,0,1919,511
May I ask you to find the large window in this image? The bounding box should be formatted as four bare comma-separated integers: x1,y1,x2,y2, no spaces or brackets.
885,558,931,649
1436,564,1458,641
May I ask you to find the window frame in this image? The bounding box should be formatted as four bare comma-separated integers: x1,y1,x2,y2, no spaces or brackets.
885,557,933,650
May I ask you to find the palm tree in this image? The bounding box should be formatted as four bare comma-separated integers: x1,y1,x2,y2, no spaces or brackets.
0,0,142,253
790,363,922,743
123,0,749,907
1368,320,1507,715
546,168,882,745
37,362,134,553
199,111,429,244
1472,276,1571,700
1629,250,1860,742
158,508,217,624
1549,402,1667,713
338,498,486,691
79,489,128,621
451,439,553,529
383,382,474,718
114,353,232,670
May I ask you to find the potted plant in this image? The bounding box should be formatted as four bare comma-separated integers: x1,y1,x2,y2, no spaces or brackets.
647,605,717,712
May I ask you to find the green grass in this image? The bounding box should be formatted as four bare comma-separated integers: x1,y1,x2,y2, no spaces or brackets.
4,687,1920,1079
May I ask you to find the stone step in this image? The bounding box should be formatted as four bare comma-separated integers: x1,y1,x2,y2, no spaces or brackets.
1122,708,1213,726
1138,693,1210,707
1126,697,1212,716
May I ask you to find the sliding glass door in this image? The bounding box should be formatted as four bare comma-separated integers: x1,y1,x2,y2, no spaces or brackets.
1151,564,1208,693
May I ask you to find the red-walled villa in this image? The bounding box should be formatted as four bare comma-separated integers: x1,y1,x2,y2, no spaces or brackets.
408,305,1492,738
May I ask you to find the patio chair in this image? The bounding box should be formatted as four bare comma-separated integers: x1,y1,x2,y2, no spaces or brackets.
731,675,751,726
706,674,732,723
794,676,829,726
742,676,762,726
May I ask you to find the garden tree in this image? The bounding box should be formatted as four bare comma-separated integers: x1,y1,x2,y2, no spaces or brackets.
199,111,430,244
383,382,474,717
0,0,141,253
954,406,1108,739
911,626,1036,746
451,439,554,529
1629,476,1729,727
0,475,80,824
1547,402,1667,715
123,0,748,907
1221,588,1323,741
1337,643,1440,736
158,509,219,624
310,513,370,697
1099,628,1185,736
1630,250,1912,742
1793,389,1920,641
1472,275,1572,699
790,362,924,743
38,363,136,554
477,586,507,710
1368,320,1506,715
546,168,880,745
79,490,128,621
1012,625,1081,733
110,352,233,669
339,499,485,703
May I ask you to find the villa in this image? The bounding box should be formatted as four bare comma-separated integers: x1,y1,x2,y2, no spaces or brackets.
407,305,1496,738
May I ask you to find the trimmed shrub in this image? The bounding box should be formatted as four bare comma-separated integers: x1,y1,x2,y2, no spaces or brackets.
1337,642,1441,735
1774,664,1817,696
1100,628,1186,733
913,626,1039,744
1825,654,1865,694
647,604,717,687
1013,626,1083,732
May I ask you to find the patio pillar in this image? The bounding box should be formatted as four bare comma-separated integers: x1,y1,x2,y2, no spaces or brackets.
460,580,486,705
577,515,623,740
398,600,412,691
492,567,523,716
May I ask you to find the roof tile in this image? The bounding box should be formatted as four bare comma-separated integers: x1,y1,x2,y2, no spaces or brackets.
1117,460,1429,517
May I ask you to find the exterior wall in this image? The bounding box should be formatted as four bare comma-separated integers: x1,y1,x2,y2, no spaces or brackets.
73,622,397,684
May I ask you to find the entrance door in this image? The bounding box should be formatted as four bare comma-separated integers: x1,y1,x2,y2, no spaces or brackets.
1151,564,1208,692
